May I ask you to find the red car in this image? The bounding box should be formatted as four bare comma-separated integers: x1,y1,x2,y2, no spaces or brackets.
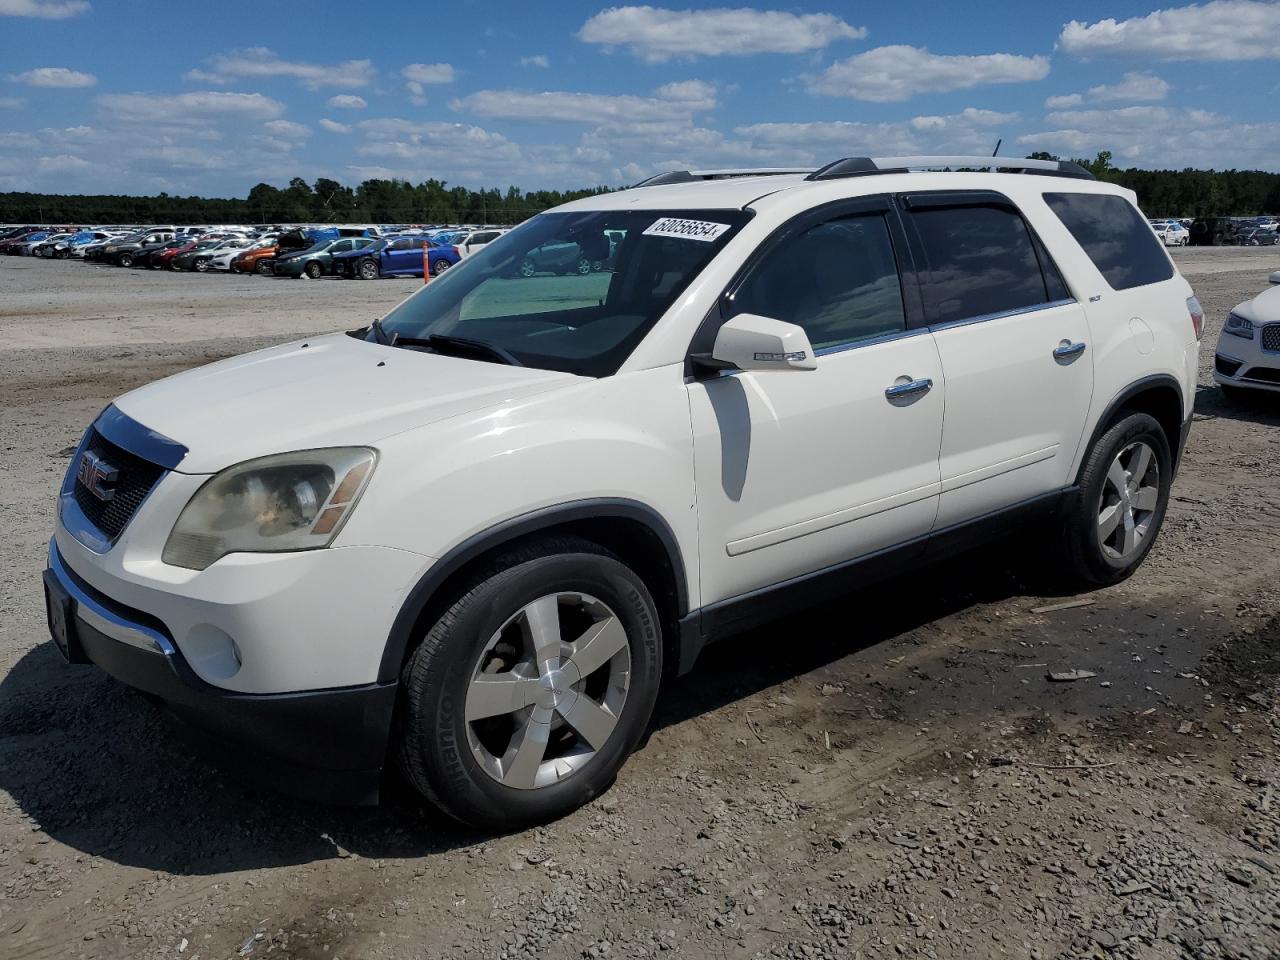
153,239,199,270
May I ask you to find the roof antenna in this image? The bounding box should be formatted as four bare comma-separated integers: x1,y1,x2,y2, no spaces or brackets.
992,138,1002,157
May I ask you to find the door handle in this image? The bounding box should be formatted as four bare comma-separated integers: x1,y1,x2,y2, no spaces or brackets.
1053,340,1087,362
885,377,933,401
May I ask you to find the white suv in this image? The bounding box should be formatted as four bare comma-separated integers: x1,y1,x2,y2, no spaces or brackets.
44,156,1202,827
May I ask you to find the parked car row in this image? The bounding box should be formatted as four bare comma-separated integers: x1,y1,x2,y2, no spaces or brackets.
0,222,512,279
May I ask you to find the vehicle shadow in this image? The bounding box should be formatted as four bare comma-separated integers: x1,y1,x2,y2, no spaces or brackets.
0,543,1078,875
1193,382,1280,427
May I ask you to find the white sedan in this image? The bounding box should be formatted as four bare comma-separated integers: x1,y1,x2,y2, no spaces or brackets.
1214,280,1280,398
205,237,270,271
1149,221,1188,246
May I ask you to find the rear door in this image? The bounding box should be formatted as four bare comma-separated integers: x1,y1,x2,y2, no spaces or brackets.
688,196,945,608
900,191,1093,528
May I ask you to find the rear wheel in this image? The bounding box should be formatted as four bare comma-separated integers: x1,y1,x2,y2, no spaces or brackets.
431,257,451,277
1060,412,1171,586
577,257,592,275
395,539,662,829
255,259,273,276
117,252,134,268
304,261,323,280
519,257,536,278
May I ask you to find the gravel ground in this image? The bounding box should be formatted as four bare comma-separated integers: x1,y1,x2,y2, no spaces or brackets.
1,249,1279,960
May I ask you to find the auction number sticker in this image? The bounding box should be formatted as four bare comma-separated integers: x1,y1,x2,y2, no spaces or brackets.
642,217,732,242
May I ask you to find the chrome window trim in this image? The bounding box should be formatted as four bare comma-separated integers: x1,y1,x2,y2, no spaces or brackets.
48,540,175,656
814,325,930,356
927,297,1077,333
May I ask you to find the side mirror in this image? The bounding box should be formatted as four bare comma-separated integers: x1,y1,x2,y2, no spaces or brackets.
706,313,817,372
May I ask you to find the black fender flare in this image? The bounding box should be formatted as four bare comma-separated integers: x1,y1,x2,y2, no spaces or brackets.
377,498,689,683
1075,374,1186,484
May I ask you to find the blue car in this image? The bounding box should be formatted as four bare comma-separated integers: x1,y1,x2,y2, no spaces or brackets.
332,235,461,279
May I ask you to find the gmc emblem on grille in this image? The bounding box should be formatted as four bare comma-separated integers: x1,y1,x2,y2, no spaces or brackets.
76,450,119,502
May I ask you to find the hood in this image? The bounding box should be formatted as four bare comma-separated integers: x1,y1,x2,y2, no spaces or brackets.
1239,283,1280,322
112,332,581,473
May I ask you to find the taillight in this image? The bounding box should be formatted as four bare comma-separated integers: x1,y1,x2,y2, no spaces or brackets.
450,245,459,257
1187,295,1204,340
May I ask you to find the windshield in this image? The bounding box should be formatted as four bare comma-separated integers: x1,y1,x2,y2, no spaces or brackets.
375,208,750,376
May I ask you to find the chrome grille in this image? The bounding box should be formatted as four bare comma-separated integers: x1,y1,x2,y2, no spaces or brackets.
71,430,165,540
1262,324,1280,352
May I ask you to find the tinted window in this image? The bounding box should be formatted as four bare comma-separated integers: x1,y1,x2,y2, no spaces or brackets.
1044,193,1174,291
908,203,1051,325
389,237,415,250
731,213,906,350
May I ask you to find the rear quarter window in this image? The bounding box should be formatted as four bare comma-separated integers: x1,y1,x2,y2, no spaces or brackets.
1043,193,1174,291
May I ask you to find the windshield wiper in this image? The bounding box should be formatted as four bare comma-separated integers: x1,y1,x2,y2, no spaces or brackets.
424,334,523,367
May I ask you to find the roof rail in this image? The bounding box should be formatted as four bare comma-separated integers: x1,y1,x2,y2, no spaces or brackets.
632,167,811,188
806,156,1094,182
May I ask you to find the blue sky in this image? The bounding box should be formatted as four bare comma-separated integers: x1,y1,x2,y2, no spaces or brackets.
2,0,1278,196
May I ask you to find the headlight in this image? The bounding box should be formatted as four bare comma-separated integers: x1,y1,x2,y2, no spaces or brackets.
1224,313,1254,339
162,447,376,570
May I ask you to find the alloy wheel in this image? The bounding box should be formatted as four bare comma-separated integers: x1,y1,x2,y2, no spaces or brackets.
1097,440,1160,561
463,592,631,790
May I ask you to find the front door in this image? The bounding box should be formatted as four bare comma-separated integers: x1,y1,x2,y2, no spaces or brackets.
688,200,944,608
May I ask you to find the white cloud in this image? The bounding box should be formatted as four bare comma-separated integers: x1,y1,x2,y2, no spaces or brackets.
1088,72,1170,102
98,91,286,124
1043,71,1169,110
519,55,550,68
402,63,456,85
809,45,1050,102
1044,93,1084,109
1018,104,1280,169
263,119,309,140
187,48,374,89
326,94,367,110
35,153,90,173
452,82,717,125
0,0,88,18
10,66,96,87
319,118,352,134
0,96,26,108
578,6,865,62
1059,1,1280,61
403,63,455,103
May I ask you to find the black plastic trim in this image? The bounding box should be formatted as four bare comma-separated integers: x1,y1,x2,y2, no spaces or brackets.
378,498,690,683
93,404,187,470
1077,374,1186,480
688,489,1066,659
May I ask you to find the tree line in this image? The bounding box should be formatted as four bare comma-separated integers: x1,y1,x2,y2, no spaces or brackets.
2,155,1278,225
0,177,611,226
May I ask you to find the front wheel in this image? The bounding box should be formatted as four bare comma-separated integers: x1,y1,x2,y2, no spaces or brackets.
1060,412,1171,586
194,257,210,272
304,261,323,280
358,258,379,280
255,259,273,276
395,540,662,829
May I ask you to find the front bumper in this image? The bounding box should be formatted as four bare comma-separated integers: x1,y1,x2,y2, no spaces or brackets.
1213,333,1280,393
44,538,399,804
272,259,308,276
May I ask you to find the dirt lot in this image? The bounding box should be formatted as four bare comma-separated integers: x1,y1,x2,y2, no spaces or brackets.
1,249,1279,960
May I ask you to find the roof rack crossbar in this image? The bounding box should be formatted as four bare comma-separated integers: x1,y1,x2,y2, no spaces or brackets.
631,167,811,188
806,156,1094,182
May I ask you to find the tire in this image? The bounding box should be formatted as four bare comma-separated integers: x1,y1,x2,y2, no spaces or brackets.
304,261,323,280
431,257,451,277
519,257,536,278
577,258,592,275
255,259,273,276
358,258,379,280
194,257,210,273
117,252,134,268
395,538,663,829
1060,412,1172,586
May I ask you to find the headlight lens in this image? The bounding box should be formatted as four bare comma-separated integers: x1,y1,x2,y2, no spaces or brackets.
1224,313,1254,339
162,447,376,570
